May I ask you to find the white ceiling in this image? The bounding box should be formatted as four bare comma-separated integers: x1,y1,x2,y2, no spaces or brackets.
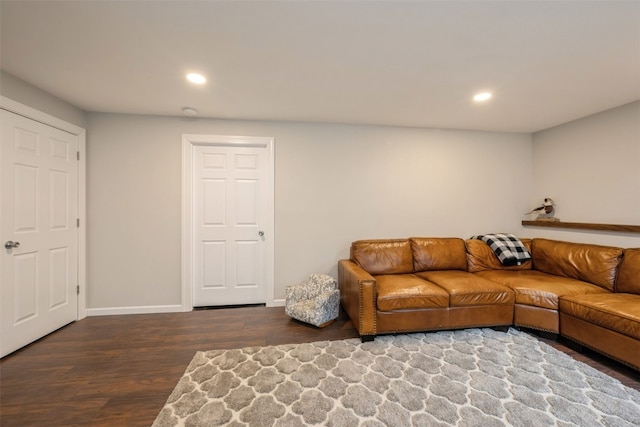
1,0,639,133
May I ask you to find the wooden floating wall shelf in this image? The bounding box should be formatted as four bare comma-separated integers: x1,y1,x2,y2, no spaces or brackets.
522,220,640,234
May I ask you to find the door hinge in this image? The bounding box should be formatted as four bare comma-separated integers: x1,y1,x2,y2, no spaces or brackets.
77,285,80,295
77,218,80,228
77,151,80,161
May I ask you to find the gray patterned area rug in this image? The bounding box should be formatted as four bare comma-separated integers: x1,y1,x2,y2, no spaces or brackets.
152,328,640,427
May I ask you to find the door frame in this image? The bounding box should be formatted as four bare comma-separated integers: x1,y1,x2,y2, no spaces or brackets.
181,134,275,310
0,96,87,320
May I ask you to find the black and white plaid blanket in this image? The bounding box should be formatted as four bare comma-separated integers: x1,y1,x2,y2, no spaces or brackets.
472,233,531,266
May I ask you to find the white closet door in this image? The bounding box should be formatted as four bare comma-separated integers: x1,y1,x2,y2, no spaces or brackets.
191,143,268,307
1,109,79,357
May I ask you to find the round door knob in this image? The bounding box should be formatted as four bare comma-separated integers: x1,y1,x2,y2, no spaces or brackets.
258,231,265,237
4,241,20,250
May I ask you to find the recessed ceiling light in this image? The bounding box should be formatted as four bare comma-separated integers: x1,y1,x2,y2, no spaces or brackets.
182,107,199,117
473,92,492,102
186,73,206,85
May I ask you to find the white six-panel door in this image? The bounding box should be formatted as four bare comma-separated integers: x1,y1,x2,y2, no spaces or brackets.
1,109,79,357
188,138,272,307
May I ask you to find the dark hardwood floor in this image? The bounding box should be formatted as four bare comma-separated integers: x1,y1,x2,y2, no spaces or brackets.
1,306,638,427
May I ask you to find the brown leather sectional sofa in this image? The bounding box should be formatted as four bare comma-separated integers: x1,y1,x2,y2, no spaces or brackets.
338,237,640,370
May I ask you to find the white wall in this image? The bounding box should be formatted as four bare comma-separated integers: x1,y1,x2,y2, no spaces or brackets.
529,101,640,247
86,113,532,309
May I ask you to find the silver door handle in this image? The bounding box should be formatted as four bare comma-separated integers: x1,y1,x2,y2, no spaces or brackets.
4,241,20,250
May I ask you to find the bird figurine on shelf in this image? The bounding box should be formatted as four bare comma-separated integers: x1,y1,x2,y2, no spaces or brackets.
525,197,559,221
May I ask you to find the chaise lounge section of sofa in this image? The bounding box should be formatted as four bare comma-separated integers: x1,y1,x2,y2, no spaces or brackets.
338,237,640,370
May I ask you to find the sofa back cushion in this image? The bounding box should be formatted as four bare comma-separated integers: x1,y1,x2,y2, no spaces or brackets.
532,238,623,291
465,238,532,273
616,248,640,294
411,237,467,272
351,239,413,275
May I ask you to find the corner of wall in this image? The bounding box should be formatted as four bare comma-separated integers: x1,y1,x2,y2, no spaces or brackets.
0,70,87,128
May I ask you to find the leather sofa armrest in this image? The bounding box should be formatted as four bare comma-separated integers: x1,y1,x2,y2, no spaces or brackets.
338,259,377,337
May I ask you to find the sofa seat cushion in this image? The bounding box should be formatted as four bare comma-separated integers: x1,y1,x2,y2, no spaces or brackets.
416,271,514,307
476,270,607,310
560,293,640,340
375,274,449,311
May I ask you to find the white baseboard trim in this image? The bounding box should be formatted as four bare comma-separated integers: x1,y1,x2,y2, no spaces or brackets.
86,304,185,317
87,300,285,316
